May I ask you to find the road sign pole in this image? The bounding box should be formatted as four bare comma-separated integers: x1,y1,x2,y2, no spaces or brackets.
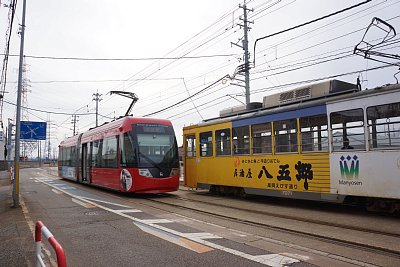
13,0,27,208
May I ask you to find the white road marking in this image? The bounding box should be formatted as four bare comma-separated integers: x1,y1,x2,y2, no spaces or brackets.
51,189,62,194
71,198,96,208
250,254,302,267
137,219,173,224
113,209,142,213
80,196,132,208
181,233,222,239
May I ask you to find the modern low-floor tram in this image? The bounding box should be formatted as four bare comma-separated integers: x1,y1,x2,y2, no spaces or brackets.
58,117,180,193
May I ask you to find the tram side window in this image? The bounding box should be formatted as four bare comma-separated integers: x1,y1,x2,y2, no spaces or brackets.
60,148,65,165
274,119,298,153
330,108,365,150
101,136,118,168
60,148,65,166
367,102,400,148
71,147,76,167
232,126,250,154
185,135,196,158
58,149,62,164
200,131,213,157
252,123,272,154
120,133,137,167
216,129,231,156
91,140,102,167
64,147,72,166
300,115,328,152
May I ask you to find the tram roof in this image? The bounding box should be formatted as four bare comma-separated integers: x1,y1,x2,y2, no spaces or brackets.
60,116,173,146
184,83,400,130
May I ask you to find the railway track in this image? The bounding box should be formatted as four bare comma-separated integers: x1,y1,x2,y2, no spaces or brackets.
140,192,400,259
159,193,400,238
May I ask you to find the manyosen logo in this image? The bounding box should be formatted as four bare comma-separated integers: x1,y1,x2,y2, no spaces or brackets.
340,155,359,180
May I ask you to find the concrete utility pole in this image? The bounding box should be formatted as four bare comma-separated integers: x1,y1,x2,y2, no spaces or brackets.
13,0,27,208
231,1,253,107
241,1,253,106
7,119,13,161
71,115,79,136
47,117,51,160
92,92,102,127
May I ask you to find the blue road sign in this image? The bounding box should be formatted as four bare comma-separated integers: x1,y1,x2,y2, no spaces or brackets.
20,121,47,140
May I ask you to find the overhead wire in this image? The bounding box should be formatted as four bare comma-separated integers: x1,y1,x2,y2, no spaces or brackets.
249,64,395,96
2,53,238,61
253,0,373,65
118,1,400,120
96,5,242,109
143,74,230,117
255,0,397,61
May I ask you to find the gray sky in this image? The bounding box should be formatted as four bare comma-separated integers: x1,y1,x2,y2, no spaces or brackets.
1,0,400,152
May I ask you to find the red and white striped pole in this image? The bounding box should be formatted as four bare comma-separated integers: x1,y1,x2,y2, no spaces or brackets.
35,221,66,267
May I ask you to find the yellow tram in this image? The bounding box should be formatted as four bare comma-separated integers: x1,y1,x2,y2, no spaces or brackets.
182,80,400,211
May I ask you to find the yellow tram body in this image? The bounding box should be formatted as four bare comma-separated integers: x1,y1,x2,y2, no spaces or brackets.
183,118,331,198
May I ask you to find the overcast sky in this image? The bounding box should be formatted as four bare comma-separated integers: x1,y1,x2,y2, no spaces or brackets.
1,0,400,155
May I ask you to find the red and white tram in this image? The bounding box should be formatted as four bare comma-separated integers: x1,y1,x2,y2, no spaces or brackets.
58,117,180,193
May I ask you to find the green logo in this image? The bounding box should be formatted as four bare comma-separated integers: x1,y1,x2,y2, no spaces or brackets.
340,155,359,180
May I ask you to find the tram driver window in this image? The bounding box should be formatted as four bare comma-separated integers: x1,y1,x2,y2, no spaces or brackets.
232,126,250,155
200,131,213,157
367,102,400,149
330,108,365,151
185,135,196,157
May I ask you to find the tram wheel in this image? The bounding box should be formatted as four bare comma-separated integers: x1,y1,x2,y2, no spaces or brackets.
235,187,247,198
366,198,398,214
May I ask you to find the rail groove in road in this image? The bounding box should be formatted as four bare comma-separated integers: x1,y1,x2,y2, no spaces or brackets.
143,194,400,258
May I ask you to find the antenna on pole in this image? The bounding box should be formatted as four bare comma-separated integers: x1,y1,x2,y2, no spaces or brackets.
109,91,139,116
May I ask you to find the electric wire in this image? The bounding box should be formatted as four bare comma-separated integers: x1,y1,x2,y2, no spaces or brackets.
253,0,373,65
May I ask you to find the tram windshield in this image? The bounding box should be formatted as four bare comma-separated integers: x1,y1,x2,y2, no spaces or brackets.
132,123,179,168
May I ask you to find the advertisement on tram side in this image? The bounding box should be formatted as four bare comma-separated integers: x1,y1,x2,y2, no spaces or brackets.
193,153,331,194
330,151,400,199
61,166,76,179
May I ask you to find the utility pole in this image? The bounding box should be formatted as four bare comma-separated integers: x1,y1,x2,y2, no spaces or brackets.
92,92,102,127
13,0,27,208
7,119,13,161
232,1,253,107
71,115,79,136
47,114,51,160
241,1,253,106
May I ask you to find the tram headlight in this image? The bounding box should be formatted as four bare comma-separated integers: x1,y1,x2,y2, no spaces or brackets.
170,168,179,177
139,169,153,178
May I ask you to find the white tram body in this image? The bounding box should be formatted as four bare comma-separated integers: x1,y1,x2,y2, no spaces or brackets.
327,85,400,201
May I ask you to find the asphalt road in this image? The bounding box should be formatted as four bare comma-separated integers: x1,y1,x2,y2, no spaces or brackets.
20,168,271,267
16,168,400,267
